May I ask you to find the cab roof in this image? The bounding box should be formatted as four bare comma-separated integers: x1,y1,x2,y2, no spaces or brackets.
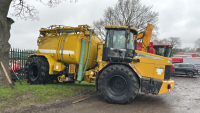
105,25,137,33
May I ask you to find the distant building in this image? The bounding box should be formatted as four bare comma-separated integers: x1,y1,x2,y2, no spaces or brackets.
173,52,200,57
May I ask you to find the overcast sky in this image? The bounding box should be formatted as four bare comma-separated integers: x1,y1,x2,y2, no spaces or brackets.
8,0,200,50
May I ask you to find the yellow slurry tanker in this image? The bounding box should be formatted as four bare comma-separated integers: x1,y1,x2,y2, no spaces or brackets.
26,24,174,104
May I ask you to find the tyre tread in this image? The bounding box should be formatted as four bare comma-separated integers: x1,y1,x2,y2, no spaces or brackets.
98,65,139,104
26,57,52,84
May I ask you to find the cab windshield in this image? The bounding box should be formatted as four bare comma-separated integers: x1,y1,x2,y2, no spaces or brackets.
154,46,165,56
105,30,134,50
113,30,126,49
154,46,172,57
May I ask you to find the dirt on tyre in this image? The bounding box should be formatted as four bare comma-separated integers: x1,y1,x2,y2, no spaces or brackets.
26,57,50,84
98,65,139,104
186,71,193,78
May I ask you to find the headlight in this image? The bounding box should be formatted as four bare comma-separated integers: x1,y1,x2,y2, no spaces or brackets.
167,60,172,63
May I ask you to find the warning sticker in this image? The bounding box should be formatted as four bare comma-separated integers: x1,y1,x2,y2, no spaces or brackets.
156,68,163,75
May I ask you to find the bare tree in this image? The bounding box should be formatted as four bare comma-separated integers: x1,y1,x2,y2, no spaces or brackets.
93,0,159,40
151,38,169,45
158,38,169,45
151,37,159,44
168,37,182,50
182,47,195,52
0,0,76,87
196,48,200,52
160,37,182,55
194,38,200,48
154,37,181,50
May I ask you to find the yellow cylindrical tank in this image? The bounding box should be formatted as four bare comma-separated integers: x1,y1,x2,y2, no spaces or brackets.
37,32,101,69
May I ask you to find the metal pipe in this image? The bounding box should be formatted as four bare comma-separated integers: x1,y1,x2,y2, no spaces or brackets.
77,38,87,82
82,29,93,81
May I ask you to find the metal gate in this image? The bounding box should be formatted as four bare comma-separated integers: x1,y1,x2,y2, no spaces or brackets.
9,48,35,80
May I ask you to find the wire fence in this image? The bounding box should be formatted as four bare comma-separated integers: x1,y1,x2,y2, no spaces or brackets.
9,48,35,80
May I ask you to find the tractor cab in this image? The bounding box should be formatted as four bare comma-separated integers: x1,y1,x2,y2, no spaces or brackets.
102,25,138,62
153,45,172,57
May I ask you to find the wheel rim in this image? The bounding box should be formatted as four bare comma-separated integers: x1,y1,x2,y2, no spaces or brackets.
187,72,193,77
108,75,127,96
30,64,39,79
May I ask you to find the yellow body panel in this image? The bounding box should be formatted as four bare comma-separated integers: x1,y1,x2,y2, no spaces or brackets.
128,50,174,94
53,62,66,72
130,50,172,80
132,62,155,78
158,79,175,94
42,55,57,74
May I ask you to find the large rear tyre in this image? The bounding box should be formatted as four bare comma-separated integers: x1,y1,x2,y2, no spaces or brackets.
26,57,51,84
98,65,139,104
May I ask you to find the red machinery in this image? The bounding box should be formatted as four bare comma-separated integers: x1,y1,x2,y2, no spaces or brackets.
137,42,172,57
171,57,183,63
171,53,200,63
9,60,26,76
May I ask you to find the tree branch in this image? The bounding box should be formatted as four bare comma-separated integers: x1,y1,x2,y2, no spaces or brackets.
93,0,159,40
11,0,77,20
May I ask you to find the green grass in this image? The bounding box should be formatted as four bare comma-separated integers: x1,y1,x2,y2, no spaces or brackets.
0,79,95,109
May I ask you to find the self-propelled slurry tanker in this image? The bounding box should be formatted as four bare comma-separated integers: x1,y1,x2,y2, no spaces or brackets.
26,24,174,104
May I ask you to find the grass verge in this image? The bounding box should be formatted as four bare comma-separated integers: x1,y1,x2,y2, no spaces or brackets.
0,79,95,109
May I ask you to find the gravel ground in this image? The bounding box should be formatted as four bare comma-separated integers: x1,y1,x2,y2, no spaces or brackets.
1,75,200,113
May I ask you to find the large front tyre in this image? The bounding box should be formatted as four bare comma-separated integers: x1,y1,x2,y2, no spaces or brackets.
98,65,139,104
26,57,50,84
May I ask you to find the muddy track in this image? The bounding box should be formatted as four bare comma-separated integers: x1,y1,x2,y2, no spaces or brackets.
1,75,200,113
